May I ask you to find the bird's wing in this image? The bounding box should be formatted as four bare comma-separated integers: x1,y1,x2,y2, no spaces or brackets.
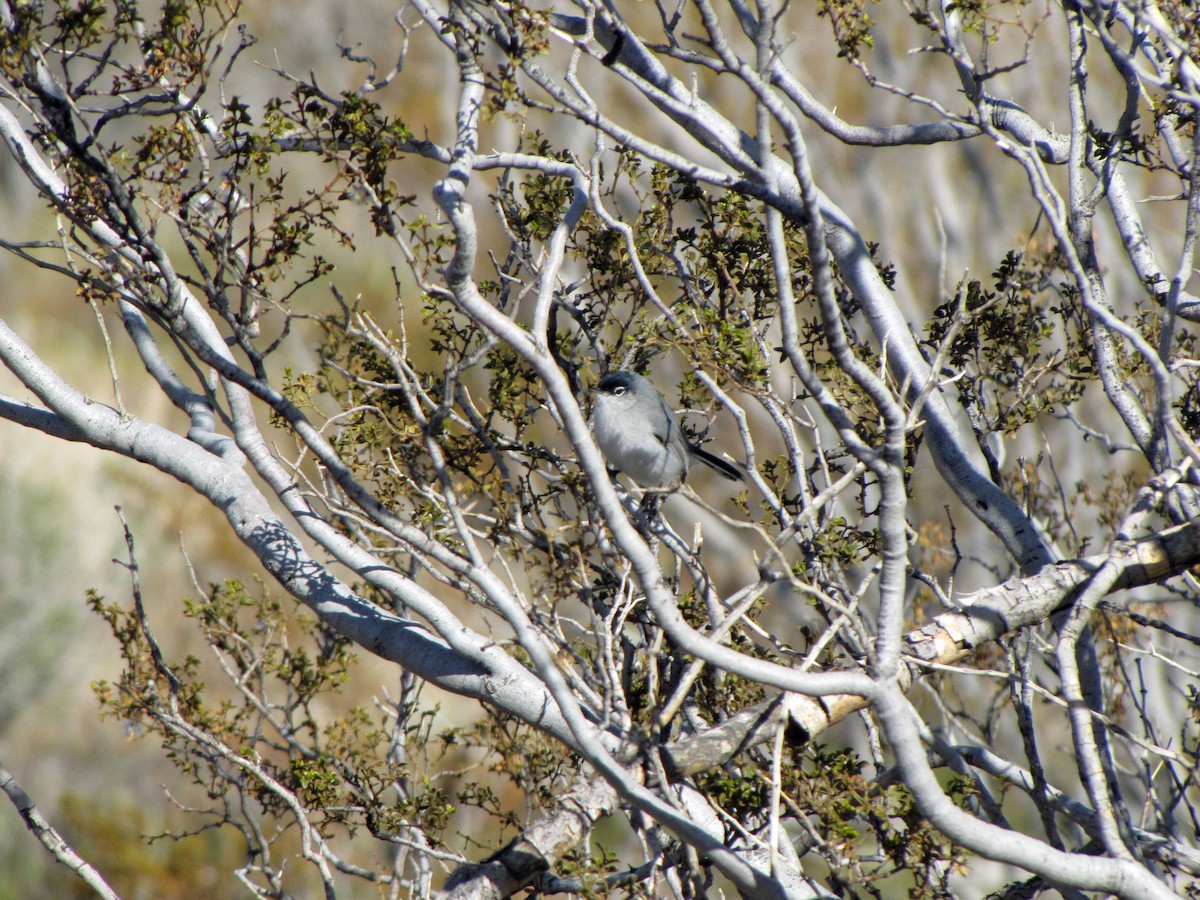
652,394,675,445
656,397,691,472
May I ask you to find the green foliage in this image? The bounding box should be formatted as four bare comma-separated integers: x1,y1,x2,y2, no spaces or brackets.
286,86,422,236
795,744,871,846
923,248,1089,438
818,0,877,59
88,579,569,886
699,765,769,822
789,744,966,895
878,782,967,898
807,515,881,570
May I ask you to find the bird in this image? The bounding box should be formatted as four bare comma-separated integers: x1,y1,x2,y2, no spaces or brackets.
590,370,743,490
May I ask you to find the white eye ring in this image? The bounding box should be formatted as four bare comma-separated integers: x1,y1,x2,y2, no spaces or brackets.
612,386,626,396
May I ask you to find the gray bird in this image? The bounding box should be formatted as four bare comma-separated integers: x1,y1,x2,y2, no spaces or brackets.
590,371,743,490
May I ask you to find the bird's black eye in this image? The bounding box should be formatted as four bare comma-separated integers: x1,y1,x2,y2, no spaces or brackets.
612,386,626,396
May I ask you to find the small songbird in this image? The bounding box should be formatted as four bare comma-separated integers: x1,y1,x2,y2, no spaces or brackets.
590,371,743,490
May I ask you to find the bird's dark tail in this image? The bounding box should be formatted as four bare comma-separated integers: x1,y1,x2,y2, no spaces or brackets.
691,445,744,482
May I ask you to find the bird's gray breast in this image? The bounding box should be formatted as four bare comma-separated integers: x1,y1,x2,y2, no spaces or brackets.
593,397,687,488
